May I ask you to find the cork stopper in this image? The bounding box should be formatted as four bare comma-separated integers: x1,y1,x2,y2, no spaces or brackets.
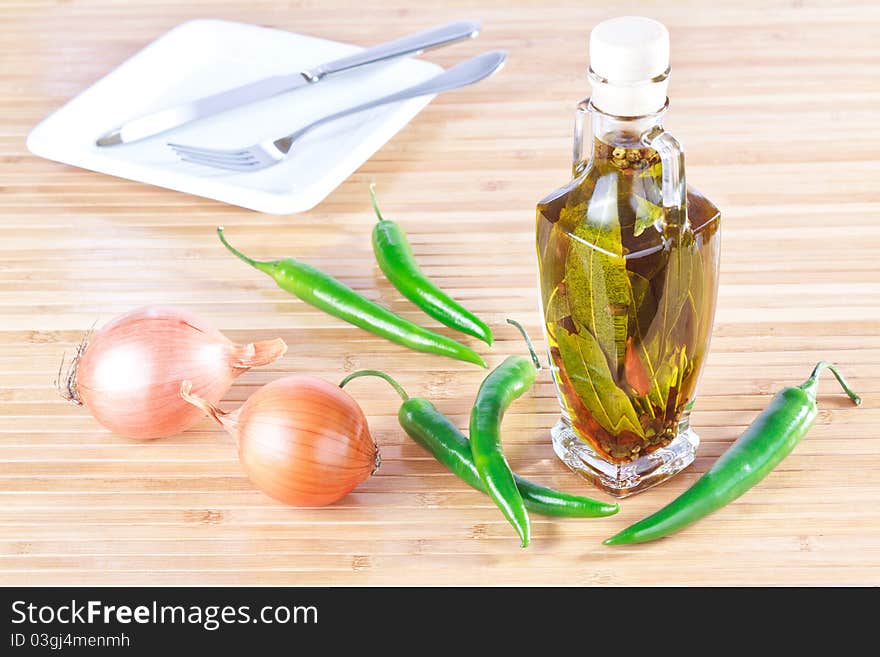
588,16,670,116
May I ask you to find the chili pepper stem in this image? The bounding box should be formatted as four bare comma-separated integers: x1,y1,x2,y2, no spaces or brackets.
340,369,410,401
506,318,541,370
369,183,386,223
217,227,275,275
799,361,861,405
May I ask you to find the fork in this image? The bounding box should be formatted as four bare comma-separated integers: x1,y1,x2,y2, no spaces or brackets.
168,50,506,172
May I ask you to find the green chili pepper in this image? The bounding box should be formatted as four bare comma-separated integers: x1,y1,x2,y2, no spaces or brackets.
468,319,542,547
339,369,618,518
370,186,493,346
604,361,861,546
217,227,485,368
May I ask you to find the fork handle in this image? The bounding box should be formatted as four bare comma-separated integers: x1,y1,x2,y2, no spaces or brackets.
285,51,506,145
305,21,481,82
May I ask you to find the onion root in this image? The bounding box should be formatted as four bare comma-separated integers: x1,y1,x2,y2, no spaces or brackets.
56,329,93,405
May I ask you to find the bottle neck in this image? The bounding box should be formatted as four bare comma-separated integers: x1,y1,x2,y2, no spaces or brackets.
593,107,664,143
575,99,666,175
582,102,689,233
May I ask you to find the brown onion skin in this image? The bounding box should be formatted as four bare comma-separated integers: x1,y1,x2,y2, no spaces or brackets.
182,375,379,506
236,376,378,506
73,306,286,439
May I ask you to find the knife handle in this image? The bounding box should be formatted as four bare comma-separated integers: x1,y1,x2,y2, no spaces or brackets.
303,20,481,82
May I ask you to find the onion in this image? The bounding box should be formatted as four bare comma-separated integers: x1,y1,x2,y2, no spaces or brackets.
180,376,380,506
62,306,287,439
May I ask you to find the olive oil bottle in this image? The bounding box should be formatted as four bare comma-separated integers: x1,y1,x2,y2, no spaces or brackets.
536,17,720,497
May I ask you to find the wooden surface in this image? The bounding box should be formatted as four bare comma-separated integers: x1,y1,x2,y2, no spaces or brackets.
2,0,879,586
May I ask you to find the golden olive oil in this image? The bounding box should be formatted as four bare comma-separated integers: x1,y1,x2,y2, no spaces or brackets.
537,135,720,464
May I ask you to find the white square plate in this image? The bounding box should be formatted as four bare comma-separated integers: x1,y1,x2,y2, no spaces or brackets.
26,19,442,214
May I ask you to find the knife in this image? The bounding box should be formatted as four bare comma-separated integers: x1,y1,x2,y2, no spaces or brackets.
95,20,481,147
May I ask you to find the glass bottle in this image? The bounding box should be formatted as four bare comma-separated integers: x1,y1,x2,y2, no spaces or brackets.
536,17,720,497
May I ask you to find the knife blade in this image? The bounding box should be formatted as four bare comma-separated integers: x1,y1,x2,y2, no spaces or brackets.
96,20,481,147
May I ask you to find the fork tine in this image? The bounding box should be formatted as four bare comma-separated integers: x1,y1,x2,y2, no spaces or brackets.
174,149,255,162
178,155,261,172
169,145,258,164
167,142,253,158
176,150,260,165
171,148,259,166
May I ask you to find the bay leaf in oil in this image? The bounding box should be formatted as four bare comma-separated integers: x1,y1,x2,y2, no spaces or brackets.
555,327,644,438
634,161,663,207
680,272,703,360
635,229,703,409
639,161,662,180
543,282,575,341
632,195,664,237
562,174,633,369
537,218,570,303
685,236,706,355
544,283,567,326
650,346,683,411
628,271,657,339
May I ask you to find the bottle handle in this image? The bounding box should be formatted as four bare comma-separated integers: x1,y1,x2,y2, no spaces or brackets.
641,125,688,231
572,98,591,176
